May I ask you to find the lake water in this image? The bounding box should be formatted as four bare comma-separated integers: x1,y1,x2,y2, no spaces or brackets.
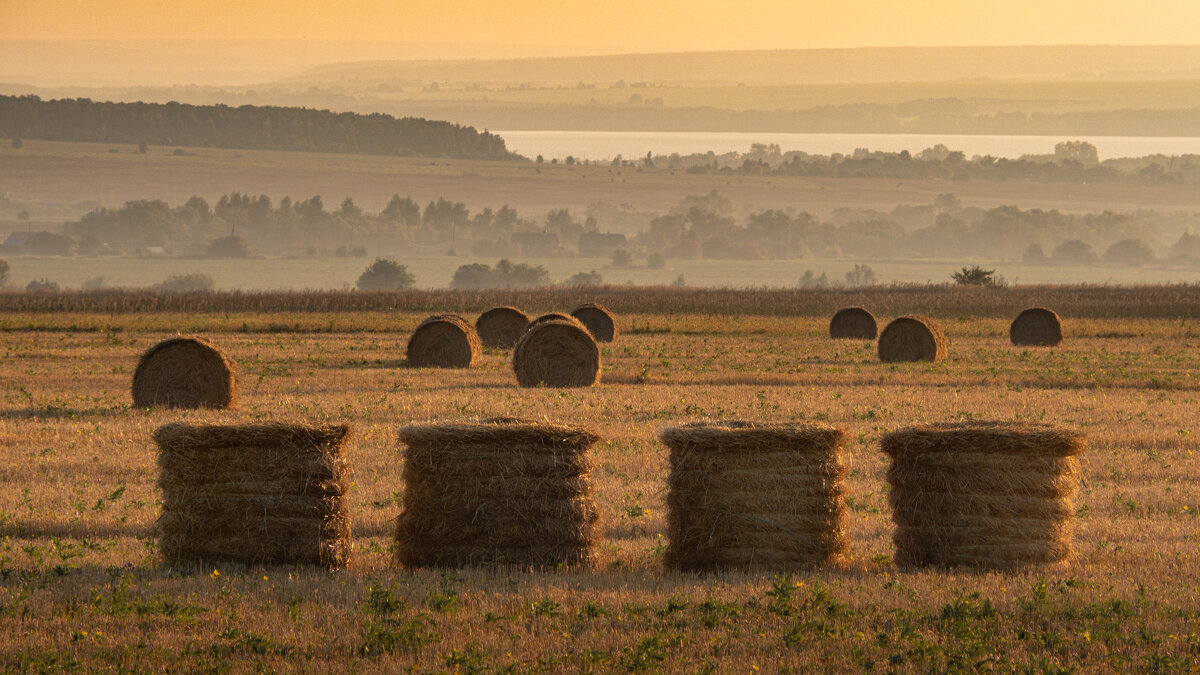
496,131,1200,162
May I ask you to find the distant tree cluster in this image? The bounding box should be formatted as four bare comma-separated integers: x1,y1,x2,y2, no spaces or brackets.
450,259,551,290
0,95,517,160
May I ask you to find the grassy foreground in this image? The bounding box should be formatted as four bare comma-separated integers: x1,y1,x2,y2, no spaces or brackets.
2,310,1200,672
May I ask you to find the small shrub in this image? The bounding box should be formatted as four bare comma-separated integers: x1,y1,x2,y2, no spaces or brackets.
951,265,1002,286
1021,243,1046,264
1103,238,1156,267
565,270,603,286
357,258,416,290
155,272,214,292
0,259,8,286
25,278,59,292
647,252,666,269
845,264,876,287
1053,239,1097,264
798,270,831,288
611,249,633,268
206,235,250,258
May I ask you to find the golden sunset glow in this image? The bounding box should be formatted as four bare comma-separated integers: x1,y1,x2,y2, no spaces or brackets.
3,0,1198,50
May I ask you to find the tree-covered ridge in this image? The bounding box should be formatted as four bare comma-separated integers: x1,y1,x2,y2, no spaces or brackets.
0,95,518,160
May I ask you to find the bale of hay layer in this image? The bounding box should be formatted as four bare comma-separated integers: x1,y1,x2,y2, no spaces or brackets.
395,418,600,568
878,315,947,363
526,312,585,332
882,421,1084,569
512,320,600,388
571,303,618,342
659,421,848,571
829,306,878,340
132,337,237,409
406,314,482,368
1010,307,1063,346
154,422,351,569
475,306,530,349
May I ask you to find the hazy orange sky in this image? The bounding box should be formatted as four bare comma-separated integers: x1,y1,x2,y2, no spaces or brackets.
3,0,1198,51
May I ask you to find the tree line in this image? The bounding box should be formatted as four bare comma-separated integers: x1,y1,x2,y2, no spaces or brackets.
2,189,1184,270
0,95,518,160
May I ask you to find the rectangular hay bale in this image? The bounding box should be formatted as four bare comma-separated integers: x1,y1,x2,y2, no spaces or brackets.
153,422,351,569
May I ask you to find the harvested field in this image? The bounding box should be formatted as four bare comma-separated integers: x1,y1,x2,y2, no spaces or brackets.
3,309,1200,671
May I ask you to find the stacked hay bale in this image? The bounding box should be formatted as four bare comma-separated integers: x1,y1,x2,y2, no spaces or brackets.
475,306,530,348
659,421,848,571
878,315,947,362
1010,307,1063,346
829,307,878,340
154,422,352,569
407,314,482,368
395,418,600,568
132,337,237,409
513,319,600,388
571,303,618,342
883,421,1084,569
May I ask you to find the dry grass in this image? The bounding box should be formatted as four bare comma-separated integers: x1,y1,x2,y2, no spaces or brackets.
8,284,1200,319
2,313,1200,670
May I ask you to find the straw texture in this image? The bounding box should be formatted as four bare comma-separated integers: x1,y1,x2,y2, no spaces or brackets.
829,307,878,340
154,422,352,569
526,312,585,332
475,306,530,349
882,421,1084,569
132,337,237,409
406,314,482,368
571,303,618,342
877,315,947,362
395,418,601,569
1010,307,1064,346
659,421,848,571
512,320,601,388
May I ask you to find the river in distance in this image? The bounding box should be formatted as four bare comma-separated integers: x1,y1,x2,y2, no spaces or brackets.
496,130,1200,162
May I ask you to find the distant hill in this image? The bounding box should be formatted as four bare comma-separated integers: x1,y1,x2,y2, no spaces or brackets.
0,95,519,160
292,45,1200,86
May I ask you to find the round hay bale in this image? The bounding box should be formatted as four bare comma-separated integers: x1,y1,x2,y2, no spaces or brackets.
881,421,1084,569
570,303,618,342
659,421,848,571
526,312,584,332
132,337,237,409
877,315,947,363
395,418,600,569
475,306,530,349
1010,307,1063,346
512,320,600,388
406,314,482,368
153,422,352,569
829,306,878,340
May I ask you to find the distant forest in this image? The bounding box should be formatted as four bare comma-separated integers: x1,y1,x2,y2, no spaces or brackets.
0,95,518,160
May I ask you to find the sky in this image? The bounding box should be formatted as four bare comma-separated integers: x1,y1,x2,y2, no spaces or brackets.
3,0,1199,51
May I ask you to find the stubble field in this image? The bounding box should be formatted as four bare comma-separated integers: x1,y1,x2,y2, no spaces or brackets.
2,300,1200,672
